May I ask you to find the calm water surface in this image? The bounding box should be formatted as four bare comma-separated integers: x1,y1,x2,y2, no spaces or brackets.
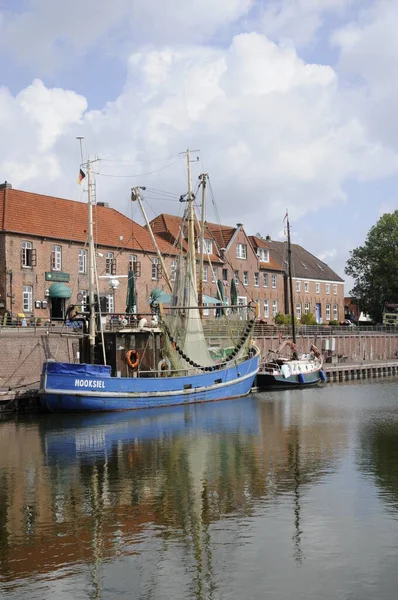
2,381,398,599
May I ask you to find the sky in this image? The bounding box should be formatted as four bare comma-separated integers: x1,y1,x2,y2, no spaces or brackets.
1,0,398,291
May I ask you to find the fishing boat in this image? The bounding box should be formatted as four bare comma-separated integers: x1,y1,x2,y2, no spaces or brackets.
255,213,325,389
39,150,260,412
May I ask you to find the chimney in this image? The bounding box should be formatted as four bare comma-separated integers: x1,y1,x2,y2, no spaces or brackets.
236,223,243,227
265,235,271,241
0,181,12,190
97,201,109,208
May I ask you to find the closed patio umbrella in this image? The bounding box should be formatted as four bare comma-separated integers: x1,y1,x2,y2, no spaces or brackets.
126,269,137,314
230,277,237,313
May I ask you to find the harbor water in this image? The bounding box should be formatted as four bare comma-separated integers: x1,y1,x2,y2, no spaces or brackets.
1,380,398,599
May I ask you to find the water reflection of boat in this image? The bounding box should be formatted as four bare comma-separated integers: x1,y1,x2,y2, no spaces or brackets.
41,398,260,464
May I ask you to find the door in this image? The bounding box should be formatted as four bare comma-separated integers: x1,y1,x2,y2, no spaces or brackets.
315,303,321,324
51,297,65,320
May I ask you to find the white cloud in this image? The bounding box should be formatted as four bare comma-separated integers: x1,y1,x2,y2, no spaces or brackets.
1,29,397,245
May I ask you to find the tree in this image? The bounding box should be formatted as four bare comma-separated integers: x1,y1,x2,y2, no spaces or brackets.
300,312,317,325
345,211,398,323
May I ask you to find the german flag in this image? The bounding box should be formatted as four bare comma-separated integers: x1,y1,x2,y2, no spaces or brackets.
78,168,86,184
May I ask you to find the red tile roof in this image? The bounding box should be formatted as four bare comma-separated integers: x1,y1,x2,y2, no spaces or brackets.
0,187,177,255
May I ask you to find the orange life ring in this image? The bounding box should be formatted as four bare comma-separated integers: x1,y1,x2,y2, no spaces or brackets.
126,349,139,369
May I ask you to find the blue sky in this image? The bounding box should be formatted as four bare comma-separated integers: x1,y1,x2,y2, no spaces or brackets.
1,0,398,291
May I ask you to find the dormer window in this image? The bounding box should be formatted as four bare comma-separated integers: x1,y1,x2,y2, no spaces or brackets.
236,243,247,259
198,238,212,255
257,248,269,262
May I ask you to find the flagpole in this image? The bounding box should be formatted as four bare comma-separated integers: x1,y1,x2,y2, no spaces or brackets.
87,158,96,364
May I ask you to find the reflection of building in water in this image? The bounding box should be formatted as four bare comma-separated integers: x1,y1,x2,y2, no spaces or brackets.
0,402,349,591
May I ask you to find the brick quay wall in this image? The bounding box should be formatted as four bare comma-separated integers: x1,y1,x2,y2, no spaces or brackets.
1,330,398,392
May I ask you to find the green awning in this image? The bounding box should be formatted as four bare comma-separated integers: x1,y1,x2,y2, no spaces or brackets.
48,283,72,299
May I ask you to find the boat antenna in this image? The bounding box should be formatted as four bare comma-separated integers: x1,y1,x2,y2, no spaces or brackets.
197,172,208,314
286,211,296,346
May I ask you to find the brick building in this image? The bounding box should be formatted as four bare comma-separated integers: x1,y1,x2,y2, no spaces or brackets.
0,183,177,320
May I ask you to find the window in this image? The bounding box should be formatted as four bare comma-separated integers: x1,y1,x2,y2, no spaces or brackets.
106,294,114,313
78,249,87,274
326,304,331,321
304,282,309,293
243,271,249,286
333,284,338,295
51,245,62,271
171,260,177,281
203,303,209,316
296,281,301,293
236,243,247,259
21,241,34,268
212,267,218,283
272,274,277,289
296,303,302,320
326,283,330,294
264,300,269,318
106,252,114,275
23,286,33,312
272,300,278,317
234,270,239,285
263,273,268,288
254,272,259,287
222,268,228,281
333,304,338,321
316,282,320,294
129,254,137,271
79,290,88,312
257,248,269,262
202,265,208,283
152,258,159,280
304,302,310,315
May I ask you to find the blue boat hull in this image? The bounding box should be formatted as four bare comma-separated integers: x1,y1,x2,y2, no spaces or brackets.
40,354,260,412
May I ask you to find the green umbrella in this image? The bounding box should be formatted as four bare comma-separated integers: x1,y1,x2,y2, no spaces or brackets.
126,269,136,314
230,277,238,313
216,279,225,317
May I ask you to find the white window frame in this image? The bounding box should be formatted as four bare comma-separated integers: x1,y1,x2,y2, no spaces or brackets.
52,245,62,271
203,303,209,316
326,304,331,321
171,260,177,281
316,282,320,294
79,290,88,312
21,241,33,268
263,273,268,288
257,248,269,262
129,254,137,272
106,252,114,275
304,282,309,293
236,243,247,260
272,274,277,289
264,300,269,318
234,270,239,285
78,249,87,274
304,302,310,315
296,280,301,293
326,283,330,294
212,267,218,283
107,294,114,313
272,300,278,317
333,284,338,295
202,265,208,283
243,271,249,286
296,303,302,320
333,304,338,321
23,285,33,312
152,258,159,280
254,272,259,287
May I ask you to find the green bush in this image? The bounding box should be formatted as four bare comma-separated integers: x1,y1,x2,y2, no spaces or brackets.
300,312,317,325
328,320,339,326
274,312,298,325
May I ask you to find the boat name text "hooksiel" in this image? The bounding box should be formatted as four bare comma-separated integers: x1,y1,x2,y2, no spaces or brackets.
74,379,105,389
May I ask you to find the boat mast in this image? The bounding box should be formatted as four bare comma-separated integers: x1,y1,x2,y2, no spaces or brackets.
87,158,96,364
186,148,197,293
131,187,173,292
198,172,208,312
287,213,296,345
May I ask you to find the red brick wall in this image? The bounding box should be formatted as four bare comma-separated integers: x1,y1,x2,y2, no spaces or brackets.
3,233,176,318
